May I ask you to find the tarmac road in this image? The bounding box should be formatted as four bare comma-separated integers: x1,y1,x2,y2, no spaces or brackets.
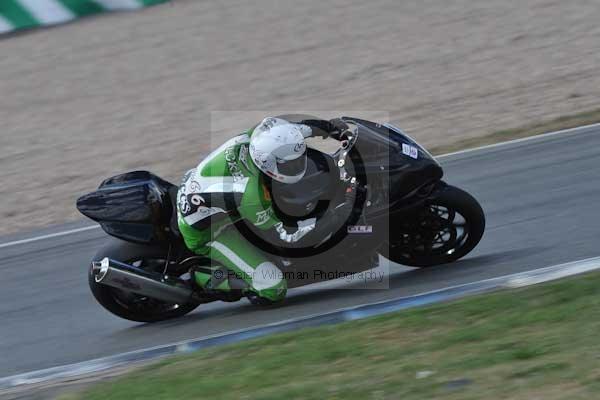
1,125,600,378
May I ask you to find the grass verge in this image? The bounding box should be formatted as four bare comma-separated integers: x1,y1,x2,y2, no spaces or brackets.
430,108,600,155
64,271,600,400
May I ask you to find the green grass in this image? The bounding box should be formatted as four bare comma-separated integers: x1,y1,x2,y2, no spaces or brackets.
430,107,600,155
64,272,600,400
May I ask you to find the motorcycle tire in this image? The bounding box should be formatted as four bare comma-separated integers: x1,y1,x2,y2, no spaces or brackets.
387,184,485,267
88,238,199,323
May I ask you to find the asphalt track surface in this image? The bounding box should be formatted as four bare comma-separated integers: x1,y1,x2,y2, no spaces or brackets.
2,126,600,378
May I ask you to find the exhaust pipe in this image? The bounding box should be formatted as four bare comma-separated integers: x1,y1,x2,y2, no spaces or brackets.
92,257,195,304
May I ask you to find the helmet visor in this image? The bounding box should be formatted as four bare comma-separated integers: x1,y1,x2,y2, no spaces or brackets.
276,154,307,178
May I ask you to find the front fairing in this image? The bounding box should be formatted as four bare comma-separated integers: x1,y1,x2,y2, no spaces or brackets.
341,117,443,209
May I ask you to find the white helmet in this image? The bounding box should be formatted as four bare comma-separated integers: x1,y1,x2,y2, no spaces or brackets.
249,117,311,184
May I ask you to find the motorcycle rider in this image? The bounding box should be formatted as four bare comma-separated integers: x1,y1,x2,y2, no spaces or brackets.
177,116,347,304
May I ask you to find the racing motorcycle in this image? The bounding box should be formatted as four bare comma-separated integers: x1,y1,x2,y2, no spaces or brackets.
77,116,485,322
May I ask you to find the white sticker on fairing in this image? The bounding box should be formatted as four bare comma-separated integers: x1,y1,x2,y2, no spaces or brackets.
402,143,419,159
347,225,373,234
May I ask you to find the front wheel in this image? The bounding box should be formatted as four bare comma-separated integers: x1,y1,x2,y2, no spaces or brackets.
387,185,485,267
89,239,200,323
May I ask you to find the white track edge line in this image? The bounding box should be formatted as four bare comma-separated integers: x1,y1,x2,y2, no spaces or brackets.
436,121,600,159
0,225,100,249
1,121,599,249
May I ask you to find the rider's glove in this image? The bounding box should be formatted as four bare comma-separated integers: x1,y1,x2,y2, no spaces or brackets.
299,118,349,139
328,118,350,139
274,218,316,243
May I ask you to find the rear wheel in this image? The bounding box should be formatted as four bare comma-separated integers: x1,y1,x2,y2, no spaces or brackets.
88,239,199,323
388,185,485,267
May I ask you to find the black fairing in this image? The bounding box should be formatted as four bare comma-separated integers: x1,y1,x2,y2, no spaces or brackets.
76,171,176,244
343,117,443,211
265,117,443,219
